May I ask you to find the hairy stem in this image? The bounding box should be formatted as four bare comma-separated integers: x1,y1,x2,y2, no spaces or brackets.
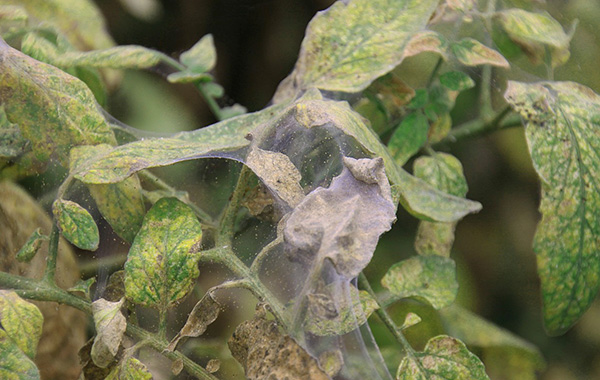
42,224,60,284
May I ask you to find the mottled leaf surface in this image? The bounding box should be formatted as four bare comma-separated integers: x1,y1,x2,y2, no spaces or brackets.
53,199,100,251
505,81,600,335
0,329,39,380
440,305,545,379
403,30,448,60
71,145,145,243
0,38,116,168
105,357,152,380
91,298,126,368
124,197,202,309
381,255,458,309
397,335,489,380
228,313,330,380
15,228,46,263
493,9,574,67
57,46,163,69
0,105,28,160
274,0,439,100
0,290,43,359
413,153,468,256
167,292,222,351
451,38,510,68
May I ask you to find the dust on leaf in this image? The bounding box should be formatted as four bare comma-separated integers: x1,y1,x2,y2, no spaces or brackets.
381,255,458,309
397,335,489,380
273,0,440,100
91,298,126,368
124,197,203,309
15,228,47,263
0,290,43,359
0,105,28,160
53,199,100,251
167,291,222,351
413,153,468,257
227,313,330,380
105,357,152,380
504,80,600,335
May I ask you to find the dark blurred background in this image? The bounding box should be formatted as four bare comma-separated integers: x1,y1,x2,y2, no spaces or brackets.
91,0,600,379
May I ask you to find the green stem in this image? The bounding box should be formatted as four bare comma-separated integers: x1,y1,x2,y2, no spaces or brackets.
358,273,427,374
42,224,60,284
200,246,290,329
432,107,522,148
216,165,252,246
158,53,226,121
427,58,444,87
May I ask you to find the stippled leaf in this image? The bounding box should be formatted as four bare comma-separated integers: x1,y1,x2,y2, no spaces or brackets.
413,153,468,256
105,357,152,380
0,329,39,380
57,46,163,69
228,313,330,380
493,9,575,67
284,157,396,280
304,285,378,336
381,255,458,309
273,0,440,101
388,112,429,166
91,298,126,368
167,34,216,83
397,335,489,380
246,147,305,208
446,0,476,13
440,305,545,380
167,292,222,351
124,197,203,309
0,290,43,359
68,277,97,301
15,228,47,263
0,0,114,50
53,199,100,251
74,103,287,184
451,38,510,68
0,105,28,160
504,81,600,335
399,312,422,330
0,38,116,169
71,145,145,243
439,71,475,92
403,30,448,60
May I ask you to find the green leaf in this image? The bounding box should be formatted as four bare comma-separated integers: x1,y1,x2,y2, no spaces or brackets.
407,89,429,110
403,30,448,60
0,38,116,169
439,305,545,380
73,103,286,184
0,290,43,359
388,112,429,165
179,34,216,72
91,298,126,369
68,277,97,301
57,45,163,69
493,9,575,67
446,0,476,13
0,329,40,380
53,199,99,251
397,335,489,380
71,145,145,243
413,153,468,256
124,197,203,309
439,71,475,92
450,38,510,68
273,0,440,100
504,80,600,335
1,0,114,50
381,255,458,309
106,357,152,380
15,228,47,263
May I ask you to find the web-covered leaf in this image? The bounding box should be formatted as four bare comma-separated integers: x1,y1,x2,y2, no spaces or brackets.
91,298,126,368
397,335,489,380
15,228,47,263
273,0,440,101
105,357,152,380
124,197,202,309
381,255,458,309
168,34,216,83
0,290,43,360
440,305,545,380
53,199,100,251
167,292,222,352
504,80,600,335
0,38,116,169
